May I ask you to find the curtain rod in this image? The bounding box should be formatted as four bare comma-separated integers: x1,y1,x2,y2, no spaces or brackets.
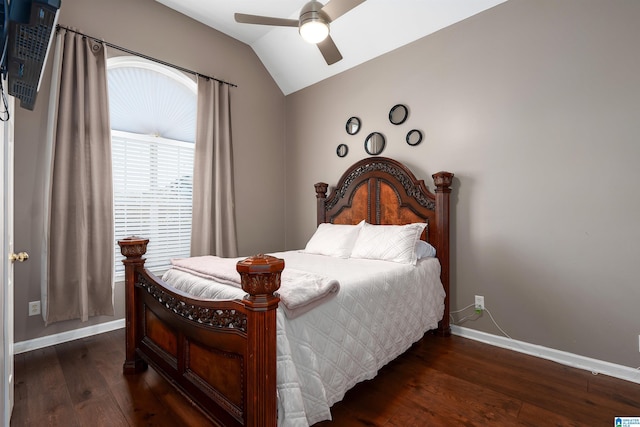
56,25,238,88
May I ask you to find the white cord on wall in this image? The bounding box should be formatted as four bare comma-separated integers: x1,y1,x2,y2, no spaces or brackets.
450,302,513,341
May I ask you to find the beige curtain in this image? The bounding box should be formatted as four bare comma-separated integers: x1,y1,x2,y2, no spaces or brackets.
45,29,113,324
191,76,238,257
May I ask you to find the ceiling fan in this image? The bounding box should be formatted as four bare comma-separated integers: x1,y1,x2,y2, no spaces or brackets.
234,0,366,65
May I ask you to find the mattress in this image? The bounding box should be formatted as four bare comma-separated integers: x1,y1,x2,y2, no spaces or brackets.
162,251,445,426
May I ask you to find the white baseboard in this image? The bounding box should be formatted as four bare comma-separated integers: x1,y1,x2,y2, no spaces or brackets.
13,319,125,355
451,325,640,385
11,320,640,385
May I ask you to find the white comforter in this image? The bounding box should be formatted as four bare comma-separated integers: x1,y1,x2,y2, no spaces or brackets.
162,251,445,426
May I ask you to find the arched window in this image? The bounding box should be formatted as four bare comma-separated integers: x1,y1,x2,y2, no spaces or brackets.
108,57,197,279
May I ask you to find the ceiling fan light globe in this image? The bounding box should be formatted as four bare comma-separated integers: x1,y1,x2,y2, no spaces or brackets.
299,20,329,44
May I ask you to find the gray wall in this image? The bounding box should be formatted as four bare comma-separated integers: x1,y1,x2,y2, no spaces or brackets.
284,0,640,368
13,0,287,342
13,0,640,370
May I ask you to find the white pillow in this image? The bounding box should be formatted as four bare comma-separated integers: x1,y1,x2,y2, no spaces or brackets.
416,240,436,259
303,221,363,258
350,222,428,265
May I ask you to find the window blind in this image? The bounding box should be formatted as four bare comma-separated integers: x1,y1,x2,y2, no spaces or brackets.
112,130,194,279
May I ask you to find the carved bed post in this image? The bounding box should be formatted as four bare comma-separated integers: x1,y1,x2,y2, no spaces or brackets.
118,236,150,374
433,172,454,337
237,254,283,427
315,182,328,226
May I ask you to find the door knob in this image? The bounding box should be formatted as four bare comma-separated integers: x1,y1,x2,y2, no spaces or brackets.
9,252,29,263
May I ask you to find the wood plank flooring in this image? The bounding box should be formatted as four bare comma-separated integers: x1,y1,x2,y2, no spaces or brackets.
11,328,640,426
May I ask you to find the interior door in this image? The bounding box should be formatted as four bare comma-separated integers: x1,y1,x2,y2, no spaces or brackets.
1,92,15,425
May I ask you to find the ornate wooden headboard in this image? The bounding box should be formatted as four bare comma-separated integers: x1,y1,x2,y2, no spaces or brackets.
314,156,454,335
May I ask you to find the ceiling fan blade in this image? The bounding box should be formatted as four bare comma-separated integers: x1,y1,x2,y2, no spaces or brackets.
234,13,298,27
321,0,366,22
317,35,343,65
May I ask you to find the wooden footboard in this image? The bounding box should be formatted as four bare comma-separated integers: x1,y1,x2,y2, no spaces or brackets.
118,237,281,427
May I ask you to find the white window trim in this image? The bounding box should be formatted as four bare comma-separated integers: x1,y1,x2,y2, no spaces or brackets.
107,56,197,91
112,129,194,148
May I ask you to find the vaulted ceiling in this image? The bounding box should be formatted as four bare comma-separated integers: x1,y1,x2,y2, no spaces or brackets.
155,0,508,95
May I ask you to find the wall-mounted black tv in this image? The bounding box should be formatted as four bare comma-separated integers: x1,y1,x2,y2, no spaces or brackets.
3,0,61,110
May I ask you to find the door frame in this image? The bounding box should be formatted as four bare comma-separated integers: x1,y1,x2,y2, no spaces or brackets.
1,91,15,425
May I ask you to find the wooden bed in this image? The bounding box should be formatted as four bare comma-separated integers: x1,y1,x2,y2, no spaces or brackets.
118,156,453,427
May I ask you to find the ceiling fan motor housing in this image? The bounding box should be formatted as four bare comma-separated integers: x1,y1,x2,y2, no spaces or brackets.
299,0,330,28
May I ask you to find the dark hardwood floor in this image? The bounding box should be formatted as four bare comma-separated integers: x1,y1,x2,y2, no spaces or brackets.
11,328,640,426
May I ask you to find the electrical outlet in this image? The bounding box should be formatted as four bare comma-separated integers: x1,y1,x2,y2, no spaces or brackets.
475,295,485,311
29,301,41,316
